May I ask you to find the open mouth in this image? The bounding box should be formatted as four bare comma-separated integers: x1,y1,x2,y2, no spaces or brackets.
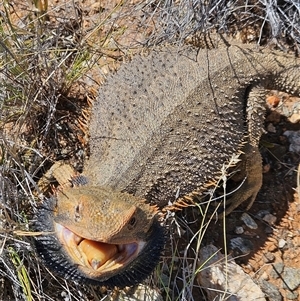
35,197,165,287
55,223,146,274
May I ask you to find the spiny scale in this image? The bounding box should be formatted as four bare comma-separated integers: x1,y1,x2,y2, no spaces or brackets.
85,44,300,211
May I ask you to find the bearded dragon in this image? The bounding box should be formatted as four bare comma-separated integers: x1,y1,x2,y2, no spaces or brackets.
34,40,300,288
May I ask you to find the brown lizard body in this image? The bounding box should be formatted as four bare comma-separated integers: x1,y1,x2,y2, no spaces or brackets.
86,43,299,213
35,41,300,287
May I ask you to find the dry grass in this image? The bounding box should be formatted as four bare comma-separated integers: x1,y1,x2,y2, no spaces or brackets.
0,0,299,301
0,1,109,300
144,0,300,50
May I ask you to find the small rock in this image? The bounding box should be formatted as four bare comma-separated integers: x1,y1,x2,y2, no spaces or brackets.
281,102,294,118
235,226,244,234
286,291,299,300
61,291,70,301
91,2,102,12
259,271,269,280
256,210,271,219
197,244,266,301
263,213,277,225
264,226,273,234
283,130,300,153
263,252,275,263
267,95,280,108
282,267,300,291
271,263,284,279
259,280,283,301
111,284,163,301
230,237,254,255
289,113,300,123
241,213,258,229
267,123,276,133
278,239,286,249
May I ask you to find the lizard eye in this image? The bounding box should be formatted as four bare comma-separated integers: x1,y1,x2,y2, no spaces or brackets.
127,216,136,230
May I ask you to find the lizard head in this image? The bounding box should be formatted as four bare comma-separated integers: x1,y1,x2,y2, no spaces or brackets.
34,187,165,288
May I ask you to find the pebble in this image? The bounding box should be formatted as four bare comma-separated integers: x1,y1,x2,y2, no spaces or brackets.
263,213,277,225
263,252,275,263
256,210,271,219
109,284,163,301
283,130,300,153
267,123,276,133
286,291,299,300
61,291,70,301
197,244,265,301
278,239,286,249
241,213,258,229
266,95,280,108
235,226,244,234
229,237,254,254
259,271,269,280
259,280,283,301
270,262,284,279
264,226,273,234
289,113,300,123
281,267,300,291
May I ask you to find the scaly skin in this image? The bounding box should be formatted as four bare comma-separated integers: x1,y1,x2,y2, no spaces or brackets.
35,39,300,288
86,42,300,214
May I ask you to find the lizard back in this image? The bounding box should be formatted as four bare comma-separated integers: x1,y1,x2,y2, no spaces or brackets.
85,44,299,208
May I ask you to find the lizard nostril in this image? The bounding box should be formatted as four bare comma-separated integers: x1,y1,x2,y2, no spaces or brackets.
74,204,82,222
